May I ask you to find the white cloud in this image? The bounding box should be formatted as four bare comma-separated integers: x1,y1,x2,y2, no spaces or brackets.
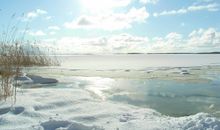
149,32,184,52
153,3,219,17
187,28,220,48
188,3,219,11
27,12,38,18
107,34,149,53
41,28,220,54
49,31,56,35
64,7,149,31
36,9,47,14
48,26,60,30
150,28,220,52
139,0,159,4
28,30,46,36
45,16,52,20
25,9,48,20
42,34,149,54
45,37,108,54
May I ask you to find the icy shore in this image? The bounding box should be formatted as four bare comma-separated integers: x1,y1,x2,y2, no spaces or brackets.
0,75,220,130
1,62,220,130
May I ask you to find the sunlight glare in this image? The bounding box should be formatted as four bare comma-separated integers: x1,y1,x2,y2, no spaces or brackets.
81,0,130,13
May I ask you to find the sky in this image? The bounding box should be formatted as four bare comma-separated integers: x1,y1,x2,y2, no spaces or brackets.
0,0,220,54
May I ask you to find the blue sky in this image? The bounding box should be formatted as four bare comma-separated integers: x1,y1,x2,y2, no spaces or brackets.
0,0,220,53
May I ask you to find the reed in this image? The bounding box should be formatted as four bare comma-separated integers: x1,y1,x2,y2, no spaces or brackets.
0,14,59,102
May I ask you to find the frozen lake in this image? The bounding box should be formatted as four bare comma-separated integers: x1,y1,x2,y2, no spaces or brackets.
1,54,220,130
40,54,220,117
58,54,220,70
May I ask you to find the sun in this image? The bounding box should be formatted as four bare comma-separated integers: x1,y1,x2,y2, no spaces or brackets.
80,0,129,13
81,0,115,13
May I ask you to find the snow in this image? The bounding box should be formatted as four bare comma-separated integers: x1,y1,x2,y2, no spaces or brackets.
1,74,220,130
1,55,220,130
40,120,104,130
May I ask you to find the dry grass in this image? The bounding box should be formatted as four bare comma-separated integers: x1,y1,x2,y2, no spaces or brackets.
0,14,59,102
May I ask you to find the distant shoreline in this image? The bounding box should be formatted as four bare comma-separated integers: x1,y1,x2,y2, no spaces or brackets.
54,52,220,56
126,52,220,54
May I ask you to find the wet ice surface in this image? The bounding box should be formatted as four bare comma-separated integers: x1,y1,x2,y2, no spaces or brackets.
108,78,220,117
48,70,220,118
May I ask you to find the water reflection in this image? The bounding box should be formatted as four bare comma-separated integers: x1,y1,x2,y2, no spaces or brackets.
105,79,220,117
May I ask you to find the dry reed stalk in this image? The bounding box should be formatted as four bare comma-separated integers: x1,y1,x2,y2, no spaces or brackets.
0,14,59,102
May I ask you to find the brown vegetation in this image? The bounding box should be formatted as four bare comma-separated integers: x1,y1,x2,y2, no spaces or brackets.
0,14,59,102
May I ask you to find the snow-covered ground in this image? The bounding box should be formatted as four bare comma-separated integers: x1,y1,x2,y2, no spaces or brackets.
1,84,220,130
0,72,220,130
